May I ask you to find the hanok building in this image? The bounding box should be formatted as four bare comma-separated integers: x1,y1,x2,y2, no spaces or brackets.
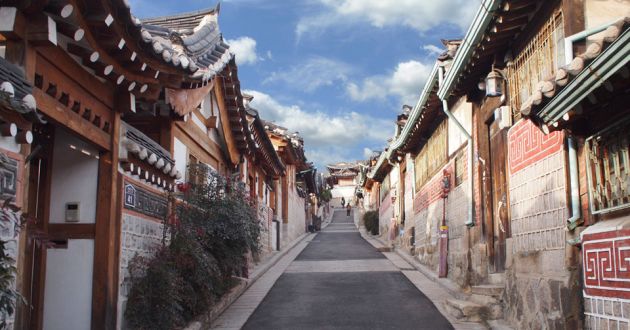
326,161,361,206
264,121,315,248
243,94,286,254
0,2,263,329
361,0,630,328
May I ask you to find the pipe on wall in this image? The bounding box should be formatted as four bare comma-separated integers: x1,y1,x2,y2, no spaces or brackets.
567,136,581,229
438,66,474,227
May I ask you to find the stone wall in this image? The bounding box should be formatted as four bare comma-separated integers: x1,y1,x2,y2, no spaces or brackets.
503,119,580,328
117,211,165,328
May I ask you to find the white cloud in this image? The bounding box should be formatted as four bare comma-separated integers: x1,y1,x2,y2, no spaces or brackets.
244,89,393,168
264,56,351,92
226,36,259,65
297,0,478,39
363,147,374,159
346,60,432,105
266,50,273,60
422,44,443,56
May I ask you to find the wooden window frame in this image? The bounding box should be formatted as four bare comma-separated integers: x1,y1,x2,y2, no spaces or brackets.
507,8,565,120
414,120,448,191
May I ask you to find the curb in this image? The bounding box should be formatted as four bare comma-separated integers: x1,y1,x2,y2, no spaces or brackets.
187,212,332,330
363,231,468,300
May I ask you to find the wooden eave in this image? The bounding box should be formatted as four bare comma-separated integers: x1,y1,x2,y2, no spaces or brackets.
219,60,252,157
449,0,543,97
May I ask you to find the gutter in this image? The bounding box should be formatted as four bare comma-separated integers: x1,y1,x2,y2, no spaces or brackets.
563,17,625,65
439,66,474,227
566,136,581,230
539,28,630,124
387,63,440,155
437,0,501,100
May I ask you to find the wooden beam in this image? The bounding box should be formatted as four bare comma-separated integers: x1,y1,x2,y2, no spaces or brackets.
47,224,96,239
33,89,110,150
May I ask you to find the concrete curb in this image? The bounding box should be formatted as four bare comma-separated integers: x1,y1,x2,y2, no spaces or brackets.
365,230,468,300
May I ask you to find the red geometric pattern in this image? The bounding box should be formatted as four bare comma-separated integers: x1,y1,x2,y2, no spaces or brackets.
413,163,454,213
583,229,630,299
507,119,564,175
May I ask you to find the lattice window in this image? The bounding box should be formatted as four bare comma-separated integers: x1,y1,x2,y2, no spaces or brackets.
586,119,630,214
414,120,448,191
507,9,564,119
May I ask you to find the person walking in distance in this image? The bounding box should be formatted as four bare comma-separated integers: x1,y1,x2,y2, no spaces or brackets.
346,203,351,217
341,197,345,208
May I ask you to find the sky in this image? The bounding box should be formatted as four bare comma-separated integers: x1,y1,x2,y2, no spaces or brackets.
129,0,479,170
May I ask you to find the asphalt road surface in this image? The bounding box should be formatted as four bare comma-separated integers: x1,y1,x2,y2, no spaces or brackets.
242,209,453,330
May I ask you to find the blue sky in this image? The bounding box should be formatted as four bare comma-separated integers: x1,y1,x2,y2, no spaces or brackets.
130,0,478,170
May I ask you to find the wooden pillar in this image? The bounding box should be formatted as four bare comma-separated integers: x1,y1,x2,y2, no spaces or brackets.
91,111,121,329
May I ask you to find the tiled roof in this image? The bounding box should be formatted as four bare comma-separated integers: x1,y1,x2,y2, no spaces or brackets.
520,17,630,126
0,56,45,123
141,6,219,31
139,3,233,82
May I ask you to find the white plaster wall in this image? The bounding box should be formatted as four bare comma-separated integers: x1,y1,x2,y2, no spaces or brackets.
173,137,187,183
448,99,472,156
49,129,99,224
0,136,20,154
331,185,355,199
282,189,305,247
42,239,94,330
190,111,208,134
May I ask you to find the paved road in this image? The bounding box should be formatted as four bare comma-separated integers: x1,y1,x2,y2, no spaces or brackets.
242,209,453,330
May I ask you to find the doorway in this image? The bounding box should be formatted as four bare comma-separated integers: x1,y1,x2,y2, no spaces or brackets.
477,96,511,274
25,126,100,329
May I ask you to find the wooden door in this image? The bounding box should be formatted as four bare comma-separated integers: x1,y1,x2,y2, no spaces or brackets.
487,119,510,273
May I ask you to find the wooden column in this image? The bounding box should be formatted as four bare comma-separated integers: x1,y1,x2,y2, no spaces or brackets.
91,110,121,329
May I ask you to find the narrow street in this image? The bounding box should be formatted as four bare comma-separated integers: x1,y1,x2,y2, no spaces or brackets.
224,209,453,329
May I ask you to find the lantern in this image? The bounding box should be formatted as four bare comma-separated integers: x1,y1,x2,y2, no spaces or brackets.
484,68,504,97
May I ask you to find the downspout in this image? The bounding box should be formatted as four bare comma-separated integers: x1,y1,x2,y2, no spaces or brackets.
438,66,474,227
566,136,581,230
564,17,625,65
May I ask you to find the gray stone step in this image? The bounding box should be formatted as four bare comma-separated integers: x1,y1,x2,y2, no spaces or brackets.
488,319,515,330
472,284,504,297
443,298,488,323
487,273,505,285
468,294,504,320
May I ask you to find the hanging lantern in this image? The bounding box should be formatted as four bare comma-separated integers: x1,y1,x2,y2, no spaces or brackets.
485,69,504,97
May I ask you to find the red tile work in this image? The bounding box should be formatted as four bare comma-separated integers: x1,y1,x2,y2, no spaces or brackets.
508,119,564,175
582,228,630,299
413,163,454,213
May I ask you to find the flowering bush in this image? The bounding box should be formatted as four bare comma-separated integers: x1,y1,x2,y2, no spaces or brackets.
125,165,261,330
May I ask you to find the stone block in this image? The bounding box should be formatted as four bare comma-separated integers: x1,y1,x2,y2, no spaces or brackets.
444,298,487,322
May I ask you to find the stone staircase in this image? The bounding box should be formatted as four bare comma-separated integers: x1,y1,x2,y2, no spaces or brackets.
443,273,508,326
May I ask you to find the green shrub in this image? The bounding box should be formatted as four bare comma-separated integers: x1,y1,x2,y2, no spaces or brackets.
363,210,379,235
125,166,261,329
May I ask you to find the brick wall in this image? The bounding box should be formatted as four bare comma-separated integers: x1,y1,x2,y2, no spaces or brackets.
379,190,393,237
508,120,566,253
503,119,581,328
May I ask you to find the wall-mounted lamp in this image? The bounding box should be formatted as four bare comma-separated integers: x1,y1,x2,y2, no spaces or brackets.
484,66,505,97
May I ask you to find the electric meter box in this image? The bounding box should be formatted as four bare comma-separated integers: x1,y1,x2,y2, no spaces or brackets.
65,202,80,222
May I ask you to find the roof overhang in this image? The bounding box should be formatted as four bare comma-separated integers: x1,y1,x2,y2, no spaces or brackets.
537,28,630,125
438,0,501,99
